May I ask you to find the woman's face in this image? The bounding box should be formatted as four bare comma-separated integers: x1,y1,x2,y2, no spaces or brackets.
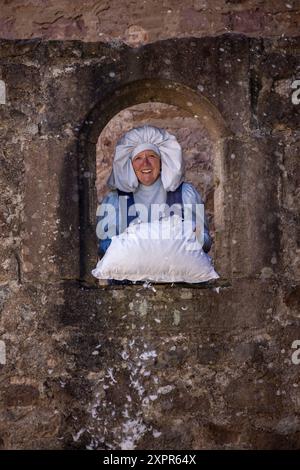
131,150,161,186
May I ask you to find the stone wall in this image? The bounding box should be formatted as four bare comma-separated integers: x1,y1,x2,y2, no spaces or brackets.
0,31,300,449
0,1,300,44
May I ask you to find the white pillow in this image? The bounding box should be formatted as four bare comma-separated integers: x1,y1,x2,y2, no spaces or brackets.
92,215,219,283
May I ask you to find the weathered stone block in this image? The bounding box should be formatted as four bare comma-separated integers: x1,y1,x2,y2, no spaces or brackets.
0,33,299,450
4,384,39,407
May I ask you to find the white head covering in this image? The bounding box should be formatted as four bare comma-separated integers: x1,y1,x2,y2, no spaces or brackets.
107,125,184,192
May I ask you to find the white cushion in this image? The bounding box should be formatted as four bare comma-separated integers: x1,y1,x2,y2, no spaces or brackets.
92,215,219,283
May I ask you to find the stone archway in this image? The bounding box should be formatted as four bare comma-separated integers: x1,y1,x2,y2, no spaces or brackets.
78,78,231,283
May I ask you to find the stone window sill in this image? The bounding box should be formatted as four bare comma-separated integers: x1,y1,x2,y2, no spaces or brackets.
81,278,231,290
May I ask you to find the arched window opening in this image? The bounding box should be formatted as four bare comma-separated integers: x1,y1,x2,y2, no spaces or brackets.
96,102,215,285
77,79,231,285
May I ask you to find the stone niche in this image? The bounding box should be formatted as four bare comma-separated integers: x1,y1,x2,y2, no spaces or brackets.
96,102,217,270
0,35,300,449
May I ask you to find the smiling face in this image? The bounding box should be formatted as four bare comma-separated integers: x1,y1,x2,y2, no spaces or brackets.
131,149,161,186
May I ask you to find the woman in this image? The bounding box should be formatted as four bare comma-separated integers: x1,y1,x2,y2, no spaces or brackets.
96,125,212,277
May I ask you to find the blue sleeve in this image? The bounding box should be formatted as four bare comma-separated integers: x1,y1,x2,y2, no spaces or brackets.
181,182,212,253
96,191,119,256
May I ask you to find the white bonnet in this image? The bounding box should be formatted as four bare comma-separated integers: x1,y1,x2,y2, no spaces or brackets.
107,125,184,192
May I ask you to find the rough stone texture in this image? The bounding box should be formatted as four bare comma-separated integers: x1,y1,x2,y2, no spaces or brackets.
0,32,299,449
0,1,300,44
